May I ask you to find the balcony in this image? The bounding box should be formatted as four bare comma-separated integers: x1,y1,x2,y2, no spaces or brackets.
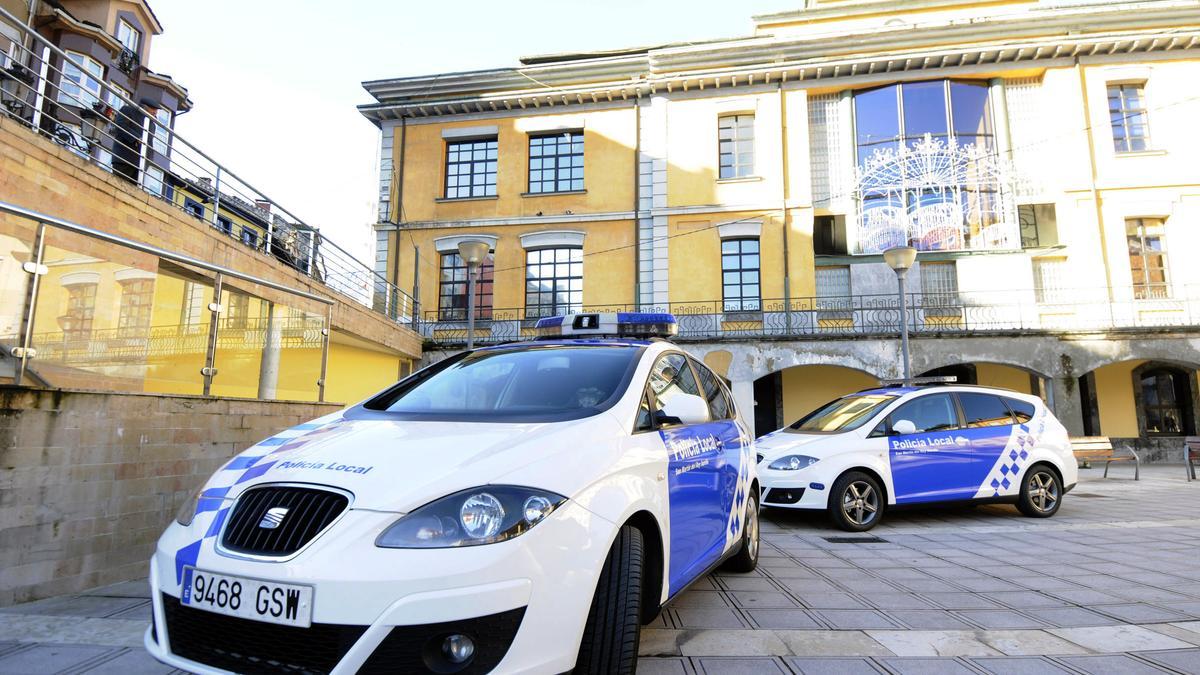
417,286,1200,347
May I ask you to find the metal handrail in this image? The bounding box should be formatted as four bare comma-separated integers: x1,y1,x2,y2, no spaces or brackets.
0,200,333,304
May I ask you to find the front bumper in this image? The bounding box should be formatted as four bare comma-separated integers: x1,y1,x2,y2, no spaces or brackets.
146,500,613,674
758,468,829,510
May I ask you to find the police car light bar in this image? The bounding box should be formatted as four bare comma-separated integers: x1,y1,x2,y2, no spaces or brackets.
535,312,678,339
879,376,958,387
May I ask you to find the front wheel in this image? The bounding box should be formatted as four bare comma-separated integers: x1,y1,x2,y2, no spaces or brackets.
575,525,643,674
829,471,884,532
1018,465,1062,518
721,489,760,573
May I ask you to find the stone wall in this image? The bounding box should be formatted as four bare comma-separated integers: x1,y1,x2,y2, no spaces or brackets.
0,115,422,360
0,386,340,606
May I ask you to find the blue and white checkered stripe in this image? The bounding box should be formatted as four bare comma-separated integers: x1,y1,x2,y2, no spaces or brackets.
975,411,1047,498
171,418,349,585
724,432,754,549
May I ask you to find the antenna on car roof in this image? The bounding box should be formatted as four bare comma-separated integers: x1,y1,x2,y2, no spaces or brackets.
877,376,958,387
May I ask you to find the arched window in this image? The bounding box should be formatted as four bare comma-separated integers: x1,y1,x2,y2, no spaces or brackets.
1139,367,1193,436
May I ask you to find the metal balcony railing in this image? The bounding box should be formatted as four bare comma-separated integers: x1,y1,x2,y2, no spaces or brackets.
416,286,1200,347
0,5,416,327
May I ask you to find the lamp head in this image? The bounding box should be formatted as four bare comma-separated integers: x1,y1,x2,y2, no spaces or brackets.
456,239,490,267
883,246,918,273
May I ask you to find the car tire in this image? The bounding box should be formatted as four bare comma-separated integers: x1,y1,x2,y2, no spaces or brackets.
721,489,760,573
1017,465,1062,518
829,471,884,532
575,525,643,674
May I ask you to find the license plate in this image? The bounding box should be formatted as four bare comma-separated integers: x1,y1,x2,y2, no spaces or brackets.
181,567,313,627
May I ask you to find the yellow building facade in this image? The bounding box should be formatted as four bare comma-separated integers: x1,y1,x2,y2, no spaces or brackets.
361,0,1200,453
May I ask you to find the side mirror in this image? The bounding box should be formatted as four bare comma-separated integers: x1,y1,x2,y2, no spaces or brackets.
893,419,917,435
660,393,710,426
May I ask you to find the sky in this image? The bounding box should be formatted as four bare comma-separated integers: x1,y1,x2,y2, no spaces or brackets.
148,0,797,262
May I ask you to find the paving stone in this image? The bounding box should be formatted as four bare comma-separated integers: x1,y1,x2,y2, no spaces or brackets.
745,609,822,630
773,630,894,657
892,579,969,594
779,579,841,594
955,610,1050,630
1047,625,1193,653
80,581,152,599
878,657,979,674
1043,589,1127,606
674,608,748,630
0,644,115,674
678,630,788,657
1057,654,1172,674
0,596,147,619
1139,648,1200,675
728,591,797,609
1093,604,1191,624
867,593,937,610
866,630,1002,657
75,649,176,674
671,591,730,608
694,657,789,674
893,611,978,630
1025,607,1125,628
640,629,683,656
924,593,1006,610
636,657,692,674
814,610,901,630
973,630,1090,656
970,656,1076,674
794,592,867,609
784,657,885,674
983,592,1069,609
718,577,780,592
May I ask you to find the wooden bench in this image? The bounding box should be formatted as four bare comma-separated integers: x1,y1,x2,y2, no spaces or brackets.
1071,436,1140,481
1186,437,1200,482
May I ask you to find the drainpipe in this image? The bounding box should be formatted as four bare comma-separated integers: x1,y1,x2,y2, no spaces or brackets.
633,95,642,310
390,115,406,319
1075,58,1113,302
778,82,792,331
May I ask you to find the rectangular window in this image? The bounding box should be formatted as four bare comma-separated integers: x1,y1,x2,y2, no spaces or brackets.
59,51,103,107
1108,83,1150,153
63,283,97,341
815,266,851,311
117,279,153,335
721,238,760,312
241,226,259,248
528,131,583,193
525,247,582,319
152,108,171,154
142,165,164,197
1033,257,1069,304
718,114,755,179
116,19,140,54
444,138,497,199
226,293,250,329
216,215,233,235
1127,218,1169,299
920,261,959,315
183,197,204,219
438,251,494,320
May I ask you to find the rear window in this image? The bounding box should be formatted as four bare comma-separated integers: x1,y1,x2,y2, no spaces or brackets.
1005,397,1036,424
359,344,642,422
958,393,1014,428
789,394,897,433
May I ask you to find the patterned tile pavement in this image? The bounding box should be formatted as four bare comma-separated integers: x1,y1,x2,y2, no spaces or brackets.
0,465,1197,673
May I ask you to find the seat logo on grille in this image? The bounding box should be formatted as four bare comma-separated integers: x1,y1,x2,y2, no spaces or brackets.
258,507,289,530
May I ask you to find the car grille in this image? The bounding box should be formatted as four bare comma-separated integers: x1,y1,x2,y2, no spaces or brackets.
162,593,365,674
358,607,526,675
221,485,349,557
764,487,805,505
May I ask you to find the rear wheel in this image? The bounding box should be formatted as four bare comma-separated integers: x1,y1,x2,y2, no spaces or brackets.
829,471,884,532
575,525,643,674
1018,465,1062,518
721,489,760,573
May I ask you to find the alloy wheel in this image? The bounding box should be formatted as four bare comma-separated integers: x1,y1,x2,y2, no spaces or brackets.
841,480,879,526
1029,471,1059,513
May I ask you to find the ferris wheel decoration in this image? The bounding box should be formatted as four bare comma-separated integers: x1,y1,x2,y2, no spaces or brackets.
852,135,1021,255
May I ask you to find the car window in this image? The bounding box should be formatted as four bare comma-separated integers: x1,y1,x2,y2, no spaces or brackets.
958,393,1014,428
691,357,733,420
791,394,897,433
635,391,654,432
370,345,640,421
647,353,704,427
883,393,959,434
1004,397,1036,424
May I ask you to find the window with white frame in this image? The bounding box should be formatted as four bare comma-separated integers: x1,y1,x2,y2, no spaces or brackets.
59,51,103,107
718,114,755,179
116,19,140,55
1033,257,1069,303
1108,83,1150,153
525,247,582,319
721,238,761,312
920,261,959,314
1127,217,1169,299
142,164,164,196
815,266,851,311
152,108,171,154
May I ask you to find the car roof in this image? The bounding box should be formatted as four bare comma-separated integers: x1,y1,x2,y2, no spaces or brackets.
854,384,1042,402
475,338,655,352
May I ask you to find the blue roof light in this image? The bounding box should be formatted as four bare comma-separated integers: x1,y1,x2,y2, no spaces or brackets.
536,312,678,339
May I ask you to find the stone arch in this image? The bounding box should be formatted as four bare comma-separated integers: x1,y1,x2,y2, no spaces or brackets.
750,363,881,436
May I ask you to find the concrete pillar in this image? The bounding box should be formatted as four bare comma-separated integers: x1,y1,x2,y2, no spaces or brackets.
1050,375,1085,436
257,303,282,400
731,379,757,437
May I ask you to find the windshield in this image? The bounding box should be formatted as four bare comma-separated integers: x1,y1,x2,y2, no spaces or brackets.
788,394,897,433
361,344,642,422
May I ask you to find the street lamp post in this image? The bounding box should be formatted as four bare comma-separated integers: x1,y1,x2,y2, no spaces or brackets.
883,246,918,385
457,240,490,350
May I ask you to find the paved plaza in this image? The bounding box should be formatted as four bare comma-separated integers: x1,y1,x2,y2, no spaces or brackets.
1,466,1198,674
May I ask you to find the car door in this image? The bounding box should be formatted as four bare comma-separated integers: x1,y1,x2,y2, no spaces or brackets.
689,357,753,556
955,392,1020,497
874,392,978,504
647,352,728,594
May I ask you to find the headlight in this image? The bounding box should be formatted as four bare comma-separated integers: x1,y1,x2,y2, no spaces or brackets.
768,455,819,471
174,485,227,526
376,486,566,549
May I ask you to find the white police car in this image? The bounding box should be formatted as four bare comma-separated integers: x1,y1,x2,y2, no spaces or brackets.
756,384,1076,532
145,313,758,675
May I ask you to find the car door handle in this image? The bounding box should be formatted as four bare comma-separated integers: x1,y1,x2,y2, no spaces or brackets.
656,472,666,482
